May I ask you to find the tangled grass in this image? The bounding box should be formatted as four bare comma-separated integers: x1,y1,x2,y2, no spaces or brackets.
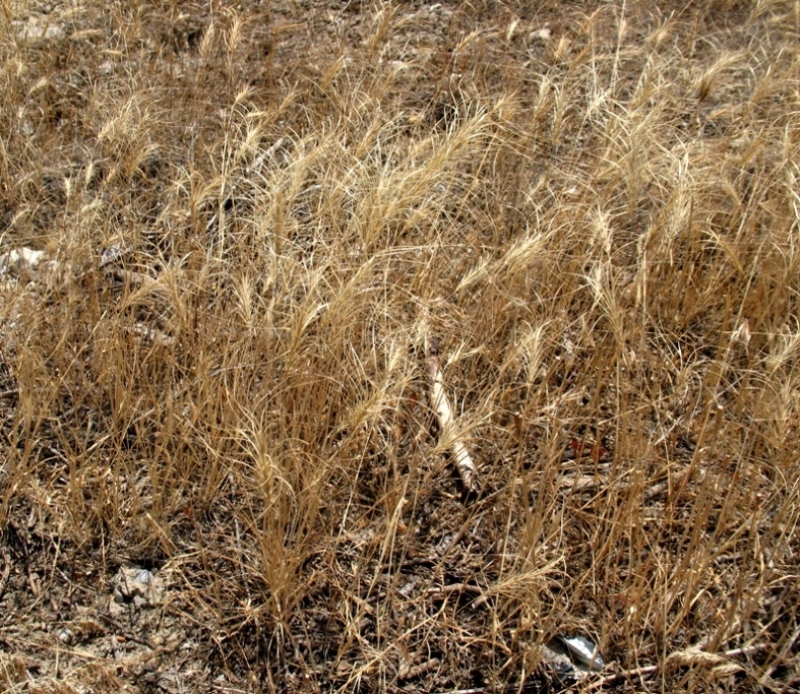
1,1,799,692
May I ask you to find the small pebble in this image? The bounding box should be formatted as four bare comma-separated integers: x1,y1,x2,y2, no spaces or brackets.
135,569,154,586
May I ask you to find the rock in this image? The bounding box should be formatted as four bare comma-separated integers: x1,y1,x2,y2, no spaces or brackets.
15,16,66,44
99,243,128,268
559,634,605,672
0,248,46,277
544,634,605,682
109,565,164,617
0,247,61,291
531,27,552,42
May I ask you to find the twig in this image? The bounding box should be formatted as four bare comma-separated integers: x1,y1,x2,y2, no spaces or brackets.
233,515,251,604
107,267,157,289
432,685,537,694
559,474,603,493
426,582,485,598
644,466,693,502
399,657,441,681
559,470,630,495
585,642,770,690
127,323,176,347
420,305,478,493
0,548,11,601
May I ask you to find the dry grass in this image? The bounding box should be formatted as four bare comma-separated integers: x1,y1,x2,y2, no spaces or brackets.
1,0,799,692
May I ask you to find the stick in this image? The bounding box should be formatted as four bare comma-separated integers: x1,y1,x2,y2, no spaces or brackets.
420,306,478,493
0,548,11,601
426,583,485,598
585,642,769,690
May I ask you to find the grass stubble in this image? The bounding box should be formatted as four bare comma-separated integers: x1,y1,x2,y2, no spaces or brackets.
0,0,799,691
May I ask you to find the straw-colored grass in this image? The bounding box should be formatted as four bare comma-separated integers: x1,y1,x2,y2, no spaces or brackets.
1,1,798,692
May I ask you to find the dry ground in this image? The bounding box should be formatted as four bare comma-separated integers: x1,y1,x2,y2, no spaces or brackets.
1,1,799,692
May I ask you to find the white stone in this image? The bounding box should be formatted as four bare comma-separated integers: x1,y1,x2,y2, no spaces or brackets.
109,565,165,617
531,27,552,42
15,17,65,44
0,248,45,277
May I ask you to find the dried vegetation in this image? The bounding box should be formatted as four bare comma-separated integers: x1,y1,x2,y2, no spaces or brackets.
1,0,799,692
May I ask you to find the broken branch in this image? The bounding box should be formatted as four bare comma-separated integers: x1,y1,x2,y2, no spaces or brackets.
420,306,478,493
